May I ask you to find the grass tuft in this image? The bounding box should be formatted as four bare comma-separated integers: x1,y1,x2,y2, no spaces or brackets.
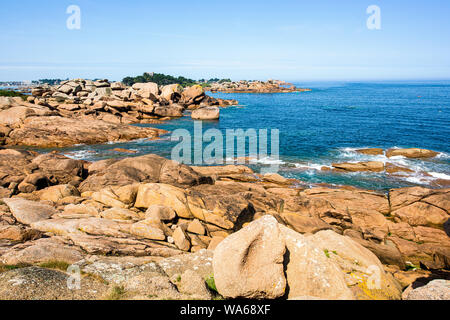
0,263,31,273
39,261,71,271
0,89,27,100
205,274,218,293
107,285,126,300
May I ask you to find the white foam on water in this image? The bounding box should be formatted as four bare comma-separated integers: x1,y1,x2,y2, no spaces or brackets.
64,149,97,160
254,157,285,165
428,172,450,180
294,163,327,171
402,174,429,185
436,152,450,159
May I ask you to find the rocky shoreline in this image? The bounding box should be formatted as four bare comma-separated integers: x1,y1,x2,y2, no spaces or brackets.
0,79,448,301
323,148,450,188
0,79,238,148
0,149,448,300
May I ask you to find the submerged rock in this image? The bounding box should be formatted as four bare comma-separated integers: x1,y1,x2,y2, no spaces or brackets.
332,161,385,172
386,148,438,159
191,107,220,120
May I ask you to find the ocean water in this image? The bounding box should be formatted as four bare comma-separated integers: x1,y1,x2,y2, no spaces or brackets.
55,81,450,191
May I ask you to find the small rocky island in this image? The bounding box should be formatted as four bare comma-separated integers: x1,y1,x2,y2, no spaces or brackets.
207,79,311,93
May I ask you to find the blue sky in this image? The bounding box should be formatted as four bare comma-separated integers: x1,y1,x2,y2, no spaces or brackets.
1,0,449,81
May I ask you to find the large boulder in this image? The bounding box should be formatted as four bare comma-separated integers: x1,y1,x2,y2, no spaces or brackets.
286,187,390,239
134,183,192,218
0,149,36,188
153,104,184,117
213,215,286,299
308,230,402,300
160,84,182,102
0,106,36,126
132,82,159,99
186,183,256,230
386,148,438,159
79,154,212,192
389,187,449,227
280,225,354,300
129,219,166,240
182,85,205,104
213,216,402,300
191,107,220,120
0,97,16,109
91,184,139,208
31,153,86,185
37,184,80,202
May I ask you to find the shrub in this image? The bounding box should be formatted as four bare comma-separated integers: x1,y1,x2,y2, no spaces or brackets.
0,89,27,100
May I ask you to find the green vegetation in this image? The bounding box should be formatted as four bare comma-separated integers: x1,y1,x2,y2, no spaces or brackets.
405,262,421,271
122,72,232,88
35,79,67,85
324,249,338,258
205,274,218,293
199,78,231,84
205,274,225,300
0,89,27,100
0,263,31,273
39,261,71,271
107,285,126,300
123,72,197,87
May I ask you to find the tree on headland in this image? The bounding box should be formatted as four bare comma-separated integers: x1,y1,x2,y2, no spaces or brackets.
122,73,198,87
122,73,232,88
37,79,68,85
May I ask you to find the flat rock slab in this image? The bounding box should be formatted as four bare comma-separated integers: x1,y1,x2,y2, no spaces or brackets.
159,249,214,279
3,198,56,225
5,116,164,148
0,267,108,300
406,280,450,300
0,237,85,265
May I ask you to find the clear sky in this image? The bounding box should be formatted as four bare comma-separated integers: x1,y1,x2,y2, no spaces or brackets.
1,0,449,82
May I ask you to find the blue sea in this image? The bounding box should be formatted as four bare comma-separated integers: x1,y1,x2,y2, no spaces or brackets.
55,81,450,191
